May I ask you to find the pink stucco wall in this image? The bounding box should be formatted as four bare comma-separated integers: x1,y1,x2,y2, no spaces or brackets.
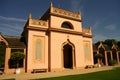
27,30,48,72
25,5,93,72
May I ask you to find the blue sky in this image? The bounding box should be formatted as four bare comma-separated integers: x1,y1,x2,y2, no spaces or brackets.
0,0,120,43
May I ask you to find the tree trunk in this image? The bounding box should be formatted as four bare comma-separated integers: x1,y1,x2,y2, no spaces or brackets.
97,58,102,67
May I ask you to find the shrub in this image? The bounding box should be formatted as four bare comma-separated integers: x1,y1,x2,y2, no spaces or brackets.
94,53,103,59
10,51,25,68
109,60,116,66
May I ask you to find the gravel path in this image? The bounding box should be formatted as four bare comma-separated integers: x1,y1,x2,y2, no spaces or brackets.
0,65,120,80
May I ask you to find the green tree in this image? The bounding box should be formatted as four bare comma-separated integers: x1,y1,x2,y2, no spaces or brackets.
95,53,103,59
117,41,120,47
94,53,103,65
95,41,103,45
103,39,117,47
10,51,25,68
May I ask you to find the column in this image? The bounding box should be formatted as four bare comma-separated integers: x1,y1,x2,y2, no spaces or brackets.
110,51,113,61
72,48,76,69
105,51,108,66
61,48,64,69
4,48,11,73
119,52,120,63
97,51,99,54
24,48,26,72
116,52,119,64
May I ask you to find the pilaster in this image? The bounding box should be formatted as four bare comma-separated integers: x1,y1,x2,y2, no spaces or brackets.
4,48,11,73
110,51,113,60
105,51,108,66
116,51,119,64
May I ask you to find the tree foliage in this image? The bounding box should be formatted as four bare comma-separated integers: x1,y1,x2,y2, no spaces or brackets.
94,53,103,59
95,39,120,47
10,51,25,68
117,41,120,47
103,39,117,47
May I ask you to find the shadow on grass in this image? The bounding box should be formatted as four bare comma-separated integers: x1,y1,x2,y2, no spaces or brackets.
2,78,15,80
34,67,120,80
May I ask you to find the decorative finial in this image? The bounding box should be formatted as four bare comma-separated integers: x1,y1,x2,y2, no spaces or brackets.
88,26,92,34
89,26,92,30
29,13,32,19
50,1,53,7
78,10,81,15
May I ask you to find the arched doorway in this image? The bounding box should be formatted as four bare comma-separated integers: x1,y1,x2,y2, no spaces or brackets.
62,39,75,69
99,47,106,65
93,52,98,64
63,44,73,68
112,49,117,64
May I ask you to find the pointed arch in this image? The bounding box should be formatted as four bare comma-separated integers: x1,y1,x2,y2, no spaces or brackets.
61,39,76,69
112,44,118,50
98,42,106,65
98,42,105,50
0,35,8,46
62,39,75,48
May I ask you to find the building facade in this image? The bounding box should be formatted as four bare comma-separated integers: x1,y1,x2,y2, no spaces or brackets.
0,3,93,74
93,42,120,66
22,3,93,73
0,35,26,73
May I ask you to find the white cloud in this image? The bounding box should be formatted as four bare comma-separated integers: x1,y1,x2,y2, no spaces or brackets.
93,34,109,43
0,23,23,30
70,0,83,12
0,26,19,33
104,24,116,31
92,21,100,30
0,16,26,22
0,23,23,36
92,17,108,30
0,16,25,35
0,26,21,35
93,34,120,43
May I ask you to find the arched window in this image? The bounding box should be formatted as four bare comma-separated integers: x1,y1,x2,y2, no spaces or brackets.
35,39,42,60
61,22,73,29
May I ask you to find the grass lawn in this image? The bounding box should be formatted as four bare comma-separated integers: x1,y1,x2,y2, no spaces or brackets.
35,67,120,80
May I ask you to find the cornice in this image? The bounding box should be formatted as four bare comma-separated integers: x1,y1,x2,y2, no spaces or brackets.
26,26,92,38
49,28,92,38
50,13,82,22
27,26,48,32
49,28,83,35
82,34,93,38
